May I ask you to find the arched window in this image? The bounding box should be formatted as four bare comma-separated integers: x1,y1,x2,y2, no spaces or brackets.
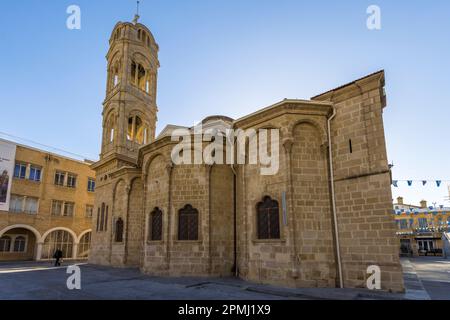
105,205,109,232
13,236,26,252
113,69,119,88
149,207,162,241
100,203,105,231
96,207,100,232
41,230,74,259
135,116,144,144
127,117,134,141
127,115,146,144
131,61,137,85
178,204,198,240
131,61,146,89
143,128,148,144
115,218,124,242
137,65,146,90
137,29,141,40
78,232,91,258
257,196,280,239
106,114,116,144
110,60,120,90
0,236,11,252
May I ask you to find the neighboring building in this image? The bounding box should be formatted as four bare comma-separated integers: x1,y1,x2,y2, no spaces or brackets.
0,138,95,261
89,17,404,292
394,197,450,256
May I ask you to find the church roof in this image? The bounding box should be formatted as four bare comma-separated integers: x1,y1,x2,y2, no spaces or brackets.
201,115,234,124
156,124,189,140
311,70,384,100
233,98,333,125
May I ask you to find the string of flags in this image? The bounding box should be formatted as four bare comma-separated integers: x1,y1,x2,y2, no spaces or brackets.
391,180,450,187
394,208,449,215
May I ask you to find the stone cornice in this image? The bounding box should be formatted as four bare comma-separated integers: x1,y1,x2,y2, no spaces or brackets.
137,136,176,167
311,70,385,103
103,85,156,107
91,152,137,171
233,100,333,129
109,166,141,180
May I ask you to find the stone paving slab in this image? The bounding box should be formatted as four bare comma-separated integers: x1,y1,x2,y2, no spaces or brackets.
0,262,408,300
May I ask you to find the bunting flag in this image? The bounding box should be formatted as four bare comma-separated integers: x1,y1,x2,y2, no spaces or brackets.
390,180,449,187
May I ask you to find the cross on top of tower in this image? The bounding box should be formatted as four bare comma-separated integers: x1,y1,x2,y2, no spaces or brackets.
132,1,140,24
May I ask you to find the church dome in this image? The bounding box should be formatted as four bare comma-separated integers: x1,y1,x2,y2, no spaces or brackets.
201,115,234,124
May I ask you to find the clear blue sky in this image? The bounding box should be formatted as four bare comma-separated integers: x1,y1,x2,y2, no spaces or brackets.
0,0,449,205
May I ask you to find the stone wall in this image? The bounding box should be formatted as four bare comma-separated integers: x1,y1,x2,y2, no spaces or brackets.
209,164,234,276
111,179,126,266
168,163,209,276
89,179,113,266
142,154,170,274
125,177,143,266
291,122,336,287
313,72,404,292
237,131,292,285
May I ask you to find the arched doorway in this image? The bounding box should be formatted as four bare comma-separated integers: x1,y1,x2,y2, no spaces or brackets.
41,230,75,260
77,231,92,258
0,225,41,261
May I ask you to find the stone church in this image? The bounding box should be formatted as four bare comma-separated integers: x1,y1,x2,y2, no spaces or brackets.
90,17,404,292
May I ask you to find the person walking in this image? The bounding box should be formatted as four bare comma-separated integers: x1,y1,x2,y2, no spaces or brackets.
53,249,63,266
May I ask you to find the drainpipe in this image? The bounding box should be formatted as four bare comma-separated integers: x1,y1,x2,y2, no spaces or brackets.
327,107,343,288
228,131,238,278
230,163,238,277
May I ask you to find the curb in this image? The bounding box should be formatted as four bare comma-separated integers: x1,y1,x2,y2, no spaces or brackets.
400,258,431,300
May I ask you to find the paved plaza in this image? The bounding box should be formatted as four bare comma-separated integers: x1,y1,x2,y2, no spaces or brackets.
0,258,448,300
402,257,450,300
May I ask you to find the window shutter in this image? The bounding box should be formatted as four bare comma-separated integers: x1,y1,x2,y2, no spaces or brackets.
257,196,280,240
151,208,163,241
178,205,198,240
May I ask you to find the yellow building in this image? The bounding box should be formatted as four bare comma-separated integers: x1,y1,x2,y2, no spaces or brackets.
394,197,450,256
0,138,95,261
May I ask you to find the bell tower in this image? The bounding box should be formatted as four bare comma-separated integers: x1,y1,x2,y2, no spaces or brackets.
100,16,159,165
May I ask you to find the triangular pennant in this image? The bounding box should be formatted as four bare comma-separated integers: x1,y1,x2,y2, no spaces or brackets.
392,180,398,187
436,180,442,187
407,180,413,186
422,180,427,186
